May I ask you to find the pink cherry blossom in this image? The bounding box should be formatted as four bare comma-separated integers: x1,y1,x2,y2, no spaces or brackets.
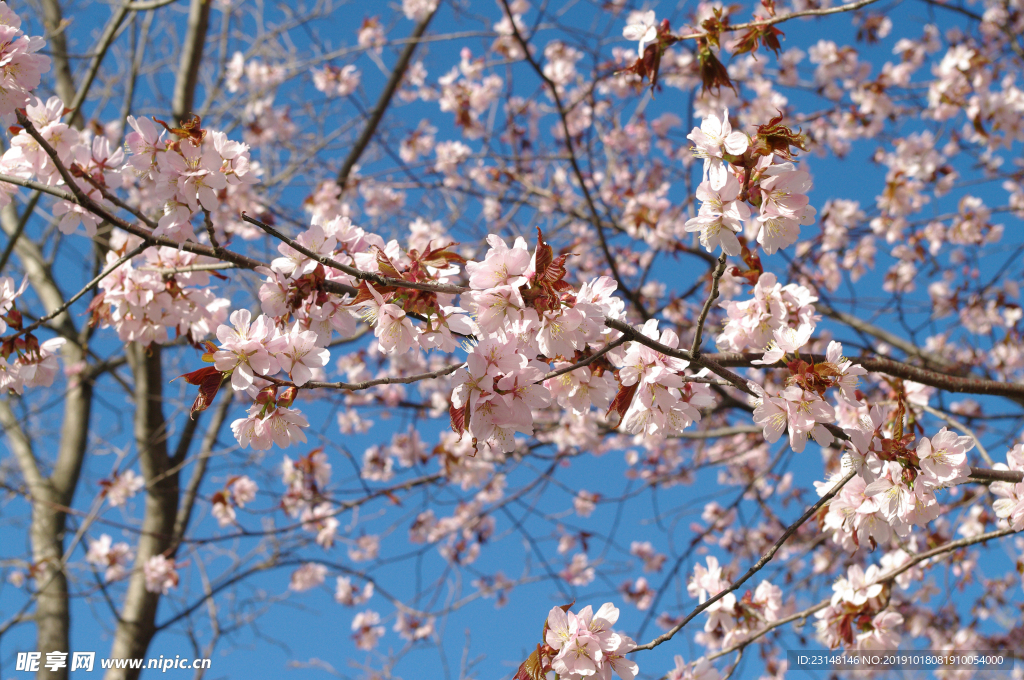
289,562,327,592
85,535,133,582
358,283,417,354
143,555,180,594
464,234,531,290
687,110,749,190
275,327,329,386
684,175,750,256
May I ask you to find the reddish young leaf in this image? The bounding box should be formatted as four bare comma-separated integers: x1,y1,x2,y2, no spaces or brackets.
536,253,571,286
533,227,553,280
153,114,205,145
450,402,466,436
201,340,218,363
174,366,225,418
512,647,545,680
176,365,221,386
697,42,737,95
606,381,639,426
374,246,404,279
417,242,467,268
753,111,808,160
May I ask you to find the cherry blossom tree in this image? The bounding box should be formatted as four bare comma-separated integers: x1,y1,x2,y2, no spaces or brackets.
1,0,1023,679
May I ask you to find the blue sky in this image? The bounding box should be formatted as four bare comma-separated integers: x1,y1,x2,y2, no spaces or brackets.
1,0,1023,679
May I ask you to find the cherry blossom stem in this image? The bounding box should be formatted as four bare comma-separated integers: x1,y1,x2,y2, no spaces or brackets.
77,170,158,229
303,361,465,390
139,263,238,275
690,252,728,358
720,647,743,680
240,212,457,296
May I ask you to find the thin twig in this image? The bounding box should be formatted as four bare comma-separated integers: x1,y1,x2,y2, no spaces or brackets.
690,252,728,358
68,3,132,120
674,0,883,40
0,190,40,273
704,525,1020,662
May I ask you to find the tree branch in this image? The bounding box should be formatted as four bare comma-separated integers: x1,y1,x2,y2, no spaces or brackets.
336,7,438,189
172,0,212,121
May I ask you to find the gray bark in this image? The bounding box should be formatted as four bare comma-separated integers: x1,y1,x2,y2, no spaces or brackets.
104,345,178,680
1,197,92,680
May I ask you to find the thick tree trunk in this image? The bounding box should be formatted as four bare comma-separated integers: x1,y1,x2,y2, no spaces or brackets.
104,345,179,680
28,489,72,680
105,5,213,675
39,0,76,115
1,200,92,680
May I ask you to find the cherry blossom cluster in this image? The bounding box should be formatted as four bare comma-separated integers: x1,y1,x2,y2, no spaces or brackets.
312,64,361,98
716,271,818,354
819,404,976,549
512,602,637,680
684,110,816,257
0,96,121,236
0,329,64,395
0,2,50,124
85,535,133,583
410,499,496,566
815,563,903,651
143,555,181,595
123,114,259,243
210,475,258,527
94,234,229,344
279,449,344,550
612,319,715,436
992,445,1024,530
438,48,505,139
449,233,631,452
0,94,258,247
749,339,866,454
99,469,145,507
687,556,784,650
212,213,466,451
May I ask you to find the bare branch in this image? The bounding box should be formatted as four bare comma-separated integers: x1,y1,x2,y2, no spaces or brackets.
68,4,132,121
674,0,883,40
336,7,439,189
172,0,213,121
